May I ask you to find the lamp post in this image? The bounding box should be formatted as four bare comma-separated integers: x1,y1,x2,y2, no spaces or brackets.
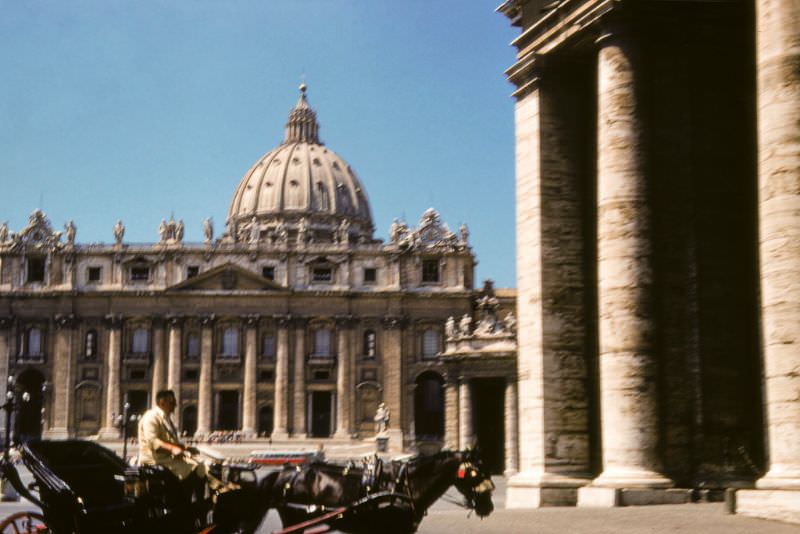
113,394,140,463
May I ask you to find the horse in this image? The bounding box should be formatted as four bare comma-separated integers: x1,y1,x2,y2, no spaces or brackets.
259,449,494,534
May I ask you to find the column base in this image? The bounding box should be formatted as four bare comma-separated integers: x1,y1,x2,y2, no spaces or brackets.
756,467,800,490
577,487,691,507
270,430,290,441
590,468,674,489
43,428,70,440
735,489,800,525
97,427,120,440
506,470,590,508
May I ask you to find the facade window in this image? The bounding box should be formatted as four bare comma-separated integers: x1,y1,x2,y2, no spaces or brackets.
363,268,377,284
421,259,440,283
84,330,98,359
221,327,239,358
314,329,332,357
312,267,333,283
317,182,330,211
21,327,44,358
130,266,150,281
363,330,376,358
87,267,102,283
262,266,275,281
186,266,199,278
131,328,149,354
26,257,46,283
186,332,200,360
261,333,276,358
422,329,440,359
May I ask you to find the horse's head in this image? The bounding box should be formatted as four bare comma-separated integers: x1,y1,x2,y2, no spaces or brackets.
453,450,494,518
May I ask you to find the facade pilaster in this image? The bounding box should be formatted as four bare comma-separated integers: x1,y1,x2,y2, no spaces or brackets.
99,315,123,439
458,378,473,449
381,316,405,446
333,317,353,439
166,316,183,428
196,315,214,437
584,18,670,494
241,315,259,438
444,376,459,450
47,314,77,438
754,0,800,490
292,319,307,437
505,378,519,476
150,318,166,405
272,315,291,439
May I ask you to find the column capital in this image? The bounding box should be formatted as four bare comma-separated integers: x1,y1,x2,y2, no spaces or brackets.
165,314,185,328
198,314,216,327
290,316,309,329
335,315,357,329
0,316,14,329
241,314,261,328
274,314,292,328
103,314,124,329
594,8,638,48
381,316,407,330
54,313,79,329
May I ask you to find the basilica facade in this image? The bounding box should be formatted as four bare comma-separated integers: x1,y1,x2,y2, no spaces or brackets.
0,87,517,472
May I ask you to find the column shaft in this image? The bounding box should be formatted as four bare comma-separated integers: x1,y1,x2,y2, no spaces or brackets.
272,323,290,438
444,379,459,450
49,318,74,438
756,0,800,489
242,323,257,437
166,320,182,427
0,322,9,441
458,379,473,449
381,320,403,436
292,323,307,437
505,379,519,475
150,323,166,405
334,322,352,438
196,323,213,436
99,323,121,438
593,27,668,488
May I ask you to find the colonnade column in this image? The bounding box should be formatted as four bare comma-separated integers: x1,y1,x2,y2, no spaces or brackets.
504,378,519,476
241,315,258,438
99,315,122,439
48,314,76,438
586,17,670,492
334,317,353,439
166,317,183,428
0,318,10,441
458,378,473,449
444,377,459,450
271,316,290,439
292,319,307,438
196,315,214,437
150,319,166,406
381,317,404,448
754,0,800,490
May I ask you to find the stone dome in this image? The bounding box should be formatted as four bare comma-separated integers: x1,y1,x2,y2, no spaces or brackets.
227,85,374,245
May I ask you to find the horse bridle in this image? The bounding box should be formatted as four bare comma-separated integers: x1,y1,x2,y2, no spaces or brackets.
456,461,494,502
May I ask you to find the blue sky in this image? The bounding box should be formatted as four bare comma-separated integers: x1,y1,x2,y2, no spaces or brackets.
0,1,519,287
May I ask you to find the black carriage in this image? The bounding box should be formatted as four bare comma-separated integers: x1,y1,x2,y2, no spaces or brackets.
0,439,264,534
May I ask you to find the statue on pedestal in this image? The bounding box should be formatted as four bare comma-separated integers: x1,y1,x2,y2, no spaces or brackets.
64,220,76,246
113,220,125,245
374,402,390,435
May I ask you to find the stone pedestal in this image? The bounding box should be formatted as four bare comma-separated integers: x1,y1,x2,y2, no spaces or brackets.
736,489,800,525
271,321,290,439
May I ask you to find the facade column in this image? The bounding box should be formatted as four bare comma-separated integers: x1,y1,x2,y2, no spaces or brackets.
444,376,459,450
272,316,290,439
196,315,214,437
292,319,307,437
241,315,259,438
150,318,166,406
0,317,11,441
333,317,353,439
381,317,404,448
754,0,800,490
99,315,122,439
586,18,670,492
458,378,473,449
47,314,76,438
505,378,519,476
166,316,183,428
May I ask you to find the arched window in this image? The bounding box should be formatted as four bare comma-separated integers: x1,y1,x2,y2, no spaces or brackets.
363,330,376,358
221,327,239,358
131,328,149,354
316,182,330,211
314,329,332,358
186,332,200,360
261,333,276,359
84,330,98,359
422,329,440,360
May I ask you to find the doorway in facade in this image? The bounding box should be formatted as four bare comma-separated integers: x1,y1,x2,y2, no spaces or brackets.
15,369,44,443
258,405,273,437
309,391,333,438
182,405,197,436
125,390,149,439
217,391,240,431
414,372,444,441
472,377,505,474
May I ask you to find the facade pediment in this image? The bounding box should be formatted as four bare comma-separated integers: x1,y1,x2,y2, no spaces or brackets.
168,263,282,291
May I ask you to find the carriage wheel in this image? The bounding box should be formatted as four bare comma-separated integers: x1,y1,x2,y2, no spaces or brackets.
0,511,51,533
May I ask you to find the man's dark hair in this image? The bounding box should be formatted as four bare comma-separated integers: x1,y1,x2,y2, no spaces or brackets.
156,389,175,403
